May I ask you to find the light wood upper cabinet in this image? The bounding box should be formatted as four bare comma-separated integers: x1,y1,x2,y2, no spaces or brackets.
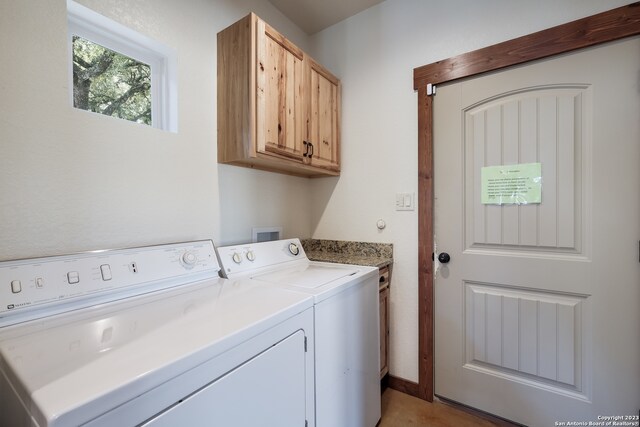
307,58,341,172
217,13,341,177
257,19,305,163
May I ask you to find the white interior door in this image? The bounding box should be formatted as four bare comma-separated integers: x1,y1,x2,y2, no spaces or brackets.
433,37,640,426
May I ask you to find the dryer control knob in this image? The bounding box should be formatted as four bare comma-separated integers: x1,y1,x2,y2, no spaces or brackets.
181,251,198,268
232,252,243,264
246,250,255,262
288,242,300,256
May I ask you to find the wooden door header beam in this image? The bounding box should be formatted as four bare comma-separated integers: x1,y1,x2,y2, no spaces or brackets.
413,2,640,90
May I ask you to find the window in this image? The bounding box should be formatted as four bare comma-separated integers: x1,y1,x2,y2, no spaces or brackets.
67,0,177,131
72,36,152,125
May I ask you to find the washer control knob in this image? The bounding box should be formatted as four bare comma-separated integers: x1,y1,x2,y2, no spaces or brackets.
232,252,243,264
288,242,300,256
246,250,255,262
181,251,198,268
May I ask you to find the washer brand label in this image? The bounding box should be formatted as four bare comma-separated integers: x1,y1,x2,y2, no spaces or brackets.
6,302,30,310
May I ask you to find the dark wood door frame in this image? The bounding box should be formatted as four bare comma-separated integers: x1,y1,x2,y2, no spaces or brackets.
404,2,640,402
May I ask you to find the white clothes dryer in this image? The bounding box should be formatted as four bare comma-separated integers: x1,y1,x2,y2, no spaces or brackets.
217,238,381,427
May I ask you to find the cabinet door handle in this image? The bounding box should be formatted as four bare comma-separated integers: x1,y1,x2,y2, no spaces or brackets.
303,141,309,157
308,142,314,159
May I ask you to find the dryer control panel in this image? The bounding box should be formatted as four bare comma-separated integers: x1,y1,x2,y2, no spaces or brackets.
0,241,220,326
217,239,307,277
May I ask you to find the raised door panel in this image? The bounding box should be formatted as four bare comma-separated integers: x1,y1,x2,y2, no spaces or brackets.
464,87,586,255
307,58,340,172
256,20,305,163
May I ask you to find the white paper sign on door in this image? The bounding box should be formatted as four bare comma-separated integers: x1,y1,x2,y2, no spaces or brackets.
481,163,542,205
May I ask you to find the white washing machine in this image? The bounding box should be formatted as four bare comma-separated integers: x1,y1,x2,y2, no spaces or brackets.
216,238,381,427
0,240,315,427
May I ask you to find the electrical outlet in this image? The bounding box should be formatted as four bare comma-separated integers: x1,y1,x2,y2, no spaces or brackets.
129,262,138,273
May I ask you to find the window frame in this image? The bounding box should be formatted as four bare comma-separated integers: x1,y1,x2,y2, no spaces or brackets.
67,0,177,132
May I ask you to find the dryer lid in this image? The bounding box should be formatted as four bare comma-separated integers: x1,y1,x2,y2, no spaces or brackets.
253,264,359,288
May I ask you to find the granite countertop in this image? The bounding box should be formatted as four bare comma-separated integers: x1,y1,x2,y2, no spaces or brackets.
301,239,393,269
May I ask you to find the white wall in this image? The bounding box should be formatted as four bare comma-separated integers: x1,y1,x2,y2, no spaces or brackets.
308,0,634,382
0,0,313,260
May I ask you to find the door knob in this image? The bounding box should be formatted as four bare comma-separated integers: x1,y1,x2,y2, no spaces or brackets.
437,252,451,264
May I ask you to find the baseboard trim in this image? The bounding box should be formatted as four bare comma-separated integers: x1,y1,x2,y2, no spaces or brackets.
388,375,420,398
436,395,524,427
386,378,523,425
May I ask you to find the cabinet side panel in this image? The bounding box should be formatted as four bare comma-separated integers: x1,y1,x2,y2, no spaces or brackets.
217,14,254,163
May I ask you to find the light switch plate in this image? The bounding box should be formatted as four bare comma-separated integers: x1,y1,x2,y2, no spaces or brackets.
395,192,415,211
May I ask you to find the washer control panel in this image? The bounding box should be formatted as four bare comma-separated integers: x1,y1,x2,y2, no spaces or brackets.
216,238,307,277
0,240,220,324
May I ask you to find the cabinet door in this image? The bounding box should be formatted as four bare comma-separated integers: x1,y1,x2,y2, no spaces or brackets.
379,284,389,378
256,19,305,162
307,58,340,172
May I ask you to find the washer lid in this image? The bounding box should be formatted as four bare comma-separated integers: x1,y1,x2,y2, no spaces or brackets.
0,278,313,427
253,264,360,288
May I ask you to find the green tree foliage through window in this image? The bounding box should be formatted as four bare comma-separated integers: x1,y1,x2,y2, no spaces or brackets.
72,36,152,125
